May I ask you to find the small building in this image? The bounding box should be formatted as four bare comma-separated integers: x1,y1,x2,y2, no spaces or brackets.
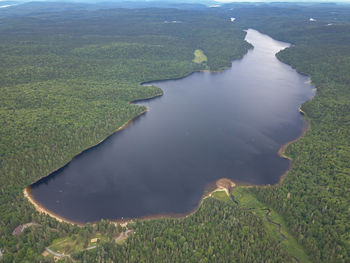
90,238,99,243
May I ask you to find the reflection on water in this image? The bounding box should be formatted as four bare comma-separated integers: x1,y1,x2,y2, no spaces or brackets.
30,29,314,223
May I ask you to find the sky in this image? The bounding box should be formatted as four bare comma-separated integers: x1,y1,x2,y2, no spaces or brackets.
216,0,350,2
1,0,349,3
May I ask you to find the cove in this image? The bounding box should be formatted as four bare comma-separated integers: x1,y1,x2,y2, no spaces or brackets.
29,29,314,223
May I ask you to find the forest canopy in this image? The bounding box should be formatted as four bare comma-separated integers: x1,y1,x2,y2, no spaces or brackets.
0,2,349,262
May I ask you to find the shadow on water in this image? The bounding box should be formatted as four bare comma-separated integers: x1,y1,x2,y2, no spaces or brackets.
29,29,315,223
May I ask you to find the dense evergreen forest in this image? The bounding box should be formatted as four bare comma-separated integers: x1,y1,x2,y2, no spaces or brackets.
225,5,350,262
0,5,253,262
75,197,294,263
0,2,349,262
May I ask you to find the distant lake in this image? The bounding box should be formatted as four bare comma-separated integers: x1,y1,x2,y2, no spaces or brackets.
30,29,314,223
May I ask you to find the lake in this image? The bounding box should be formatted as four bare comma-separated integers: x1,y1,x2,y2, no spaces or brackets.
29,29,314,223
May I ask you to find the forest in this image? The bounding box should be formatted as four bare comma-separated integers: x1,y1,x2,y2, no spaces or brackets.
0,2,349,262
0,5,252,262
228,4,350,262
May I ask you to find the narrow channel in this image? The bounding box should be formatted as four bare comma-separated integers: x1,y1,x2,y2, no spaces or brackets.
29,29,315,223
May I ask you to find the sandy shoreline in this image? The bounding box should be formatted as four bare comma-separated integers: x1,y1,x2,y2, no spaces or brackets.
278,116,308,158
22,50,244,226
22,33,314,227
23,99,312,227
276,107,310,185
25,178,236,226
22,96,162,226
24,188,83,225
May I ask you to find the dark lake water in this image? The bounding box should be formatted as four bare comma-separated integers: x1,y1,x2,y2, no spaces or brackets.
30,29,314,223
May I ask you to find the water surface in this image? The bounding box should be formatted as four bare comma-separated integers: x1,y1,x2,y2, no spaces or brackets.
30,29,314,223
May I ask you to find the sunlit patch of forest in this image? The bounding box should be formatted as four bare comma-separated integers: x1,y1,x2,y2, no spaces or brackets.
192,49,208,65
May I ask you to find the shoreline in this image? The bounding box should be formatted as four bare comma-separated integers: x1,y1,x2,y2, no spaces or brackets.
25,178,236,226
140,56,247,87
23,30,314,227
23,42,250,226
26,91,164,188
278,113,309,159
274,58,316,186
109,178,236,225
25,45,244,190
276,116,310,185
25,108,309,226
24,187,83,226
23,104,155,226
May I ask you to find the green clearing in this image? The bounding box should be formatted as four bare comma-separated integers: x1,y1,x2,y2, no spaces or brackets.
48,233,108,255
192,49,208,64
232,186,311,263
211,190,232,202
49,236,82,255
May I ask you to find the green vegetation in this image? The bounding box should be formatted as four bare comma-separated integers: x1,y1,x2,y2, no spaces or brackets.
192,49,208,65
48,233,106,256
1,2,350,262
0,5,250,262
49,236,83,256
232,186,311,263
211,190,231,202
75,197,294,262
228,4,350,262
